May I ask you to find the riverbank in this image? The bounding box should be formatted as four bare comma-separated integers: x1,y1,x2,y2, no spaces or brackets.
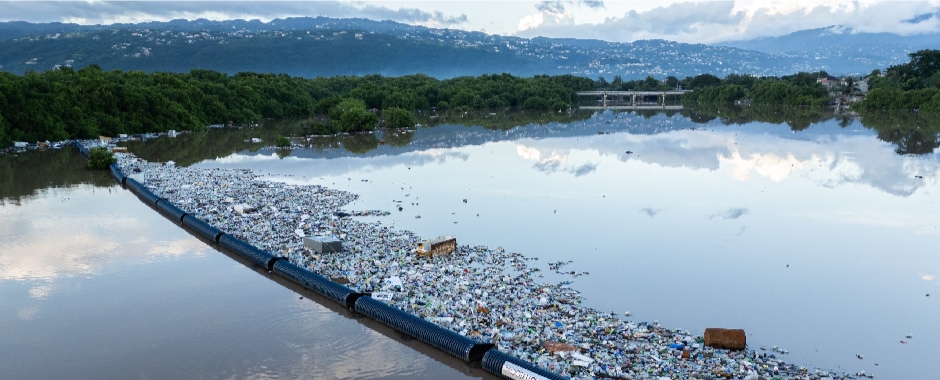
112,149,852,380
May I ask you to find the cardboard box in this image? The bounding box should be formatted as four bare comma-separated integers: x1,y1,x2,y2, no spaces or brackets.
416,236,456,257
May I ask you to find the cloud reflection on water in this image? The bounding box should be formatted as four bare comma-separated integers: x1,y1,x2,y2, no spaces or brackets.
0,184,212,300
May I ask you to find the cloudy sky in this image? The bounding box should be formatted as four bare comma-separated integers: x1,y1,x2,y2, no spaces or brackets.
3,1,940,43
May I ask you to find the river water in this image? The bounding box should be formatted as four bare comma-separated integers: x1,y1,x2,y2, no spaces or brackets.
0,151,488,378
2,109,938,379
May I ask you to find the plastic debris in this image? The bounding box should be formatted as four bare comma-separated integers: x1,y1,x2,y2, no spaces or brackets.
104,149,837,380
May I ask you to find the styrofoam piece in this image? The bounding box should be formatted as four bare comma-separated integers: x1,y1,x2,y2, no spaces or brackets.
303,235,343,254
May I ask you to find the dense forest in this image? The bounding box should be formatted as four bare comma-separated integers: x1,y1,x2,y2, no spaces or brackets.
594,71,832,107
676,72,830,107
856,49,940,112
3,61,936,151
851,49,940,154
0,67,594,147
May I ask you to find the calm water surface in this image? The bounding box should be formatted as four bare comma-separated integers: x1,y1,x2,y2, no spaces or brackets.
196,111,939,378
3,109,939,379
0,150,489,379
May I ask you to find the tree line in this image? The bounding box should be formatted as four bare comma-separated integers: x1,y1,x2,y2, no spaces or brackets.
596,71,831,107
0,65,882,149
0,67,595,147
672,72,830,107
855,49,940,112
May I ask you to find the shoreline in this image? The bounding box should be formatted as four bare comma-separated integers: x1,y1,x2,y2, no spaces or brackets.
110,147,847,380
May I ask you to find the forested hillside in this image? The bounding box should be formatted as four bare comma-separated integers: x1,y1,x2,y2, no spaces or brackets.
0,17,908,80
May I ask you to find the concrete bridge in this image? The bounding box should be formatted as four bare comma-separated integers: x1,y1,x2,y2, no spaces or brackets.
577,90,691,107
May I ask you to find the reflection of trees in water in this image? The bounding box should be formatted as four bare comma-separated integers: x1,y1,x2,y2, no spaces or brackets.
859,112,940,155
683,103,940,155
381,129,415,147
838,116,852,128
634,109,661,119
122,120,307,166
0,148,114,204
422,109,591,131
681,103,834,130
114,108,940,161
339,134,380,154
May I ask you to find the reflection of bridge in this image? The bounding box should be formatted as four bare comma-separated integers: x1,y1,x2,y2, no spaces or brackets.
579,105,685,110
577,90,691,107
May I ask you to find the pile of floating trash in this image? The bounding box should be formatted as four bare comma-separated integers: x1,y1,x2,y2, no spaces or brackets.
107,148,852,380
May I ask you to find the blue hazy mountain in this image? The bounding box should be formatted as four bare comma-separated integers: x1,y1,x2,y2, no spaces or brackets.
721,25,940,75
0,18,934,79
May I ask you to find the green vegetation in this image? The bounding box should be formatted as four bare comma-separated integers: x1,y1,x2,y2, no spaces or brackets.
681,101,940,155
680,72,830,107
0,68,595,144
867,50,940,91
86,147,116,170
382,107,416,129
860,111,940,155
857,50,940,112
594,72,829,107
850,49,940,154
0,111,11,148
275,136,292,148
681,103,835,131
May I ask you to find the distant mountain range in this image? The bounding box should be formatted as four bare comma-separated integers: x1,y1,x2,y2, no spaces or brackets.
0,18,935,79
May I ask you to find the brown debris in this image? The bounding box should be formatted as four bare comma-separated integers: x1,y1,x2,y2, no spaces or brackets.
704,328,746,350
542,341,581,353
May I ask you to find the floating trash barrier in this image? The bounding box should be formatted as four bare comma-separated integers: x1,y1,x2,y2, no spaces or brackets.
154,198,189,223
135,185,162,206
123,177,162,206
272,260,363,307
108,163,126,186
87,143,830,380
354,296,495,363
181,214,225,243
123,177,144,197
219,234,280,270
482,349,569,380
73,141,89,158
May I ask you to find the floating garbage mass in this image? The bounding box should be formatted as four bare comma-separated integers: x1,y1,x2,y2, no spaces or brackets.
96,142,848,380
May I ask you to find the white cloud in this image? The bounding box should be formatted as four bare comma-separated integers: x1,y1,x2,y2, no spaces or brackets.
1,1,940,43
517,0,940,43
